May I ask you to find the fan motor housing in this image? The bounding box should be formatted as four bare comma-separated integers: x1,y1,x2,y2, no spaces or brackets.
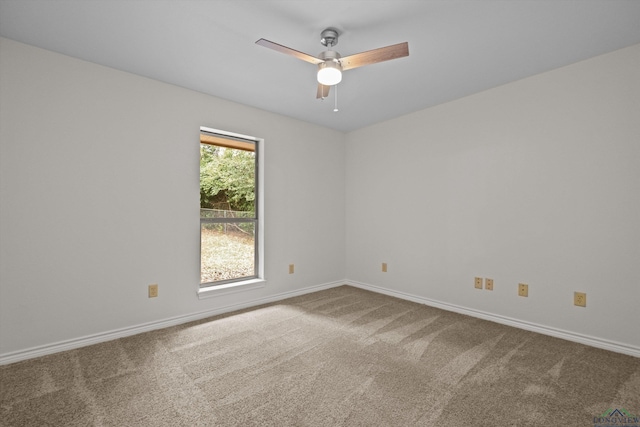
319,50,341,62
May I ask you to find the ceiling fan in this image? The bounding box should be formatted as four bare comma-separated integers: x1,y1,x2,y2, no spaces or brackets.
256,28,409,100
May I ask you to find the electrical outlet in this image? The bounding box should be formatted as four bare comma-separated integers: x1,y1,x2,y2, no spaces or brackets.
474,277,483,289
382,263,387,273
289,264,294,274
485,278,494,291
574,292,586,307
148,284,158,298
518,283,528,297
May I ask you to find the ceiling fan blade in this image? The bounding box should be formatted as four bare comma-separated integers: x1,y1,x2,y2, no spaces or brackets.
340,42,409,71
256,38,323,65
316,83,330,99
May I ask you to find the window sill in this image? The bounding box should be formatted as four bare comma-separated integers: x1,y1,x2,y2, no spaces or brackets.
197,278,265,300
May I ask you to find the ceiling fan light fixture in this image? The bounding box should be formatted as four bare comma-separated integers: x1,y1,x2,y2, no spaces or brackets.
317,60,342,86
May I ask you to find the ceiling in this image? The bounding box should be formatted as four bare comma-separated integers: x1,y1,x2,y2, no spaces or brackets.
2,1,640,132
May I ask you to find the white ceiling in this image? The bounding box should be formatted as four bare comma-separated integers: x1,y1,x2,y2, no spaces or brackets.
2,0,640,132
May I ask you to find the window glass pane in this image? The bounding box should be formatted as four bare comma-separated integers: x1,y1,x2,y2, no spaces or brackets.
201,221,255,284
200,144,255,214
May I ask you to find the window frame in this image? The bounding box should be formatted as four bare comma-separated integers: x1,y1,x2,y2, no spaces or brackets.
198,127,264,298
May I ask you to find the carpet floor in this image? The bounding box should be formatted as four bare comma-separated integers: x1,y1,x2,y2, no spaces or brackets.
1,285,638,426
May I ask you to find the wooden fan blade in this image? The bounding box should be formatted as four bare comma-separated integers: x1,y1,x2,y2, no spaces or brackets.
340,42,409,71
316,83,330,99
256,38,323,65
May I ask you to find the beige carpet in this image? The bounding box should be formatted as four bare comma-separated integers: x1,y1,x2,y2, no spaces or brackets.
1,285,638,426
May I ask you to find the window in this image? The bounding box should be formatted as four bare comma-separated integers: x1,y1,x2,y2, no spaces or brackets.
199,127,262,290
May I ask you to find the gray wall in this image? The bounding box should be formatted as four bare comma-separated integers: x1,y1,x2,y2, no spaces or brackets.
346,43,640,350
2,37,638,360
0,38,346,358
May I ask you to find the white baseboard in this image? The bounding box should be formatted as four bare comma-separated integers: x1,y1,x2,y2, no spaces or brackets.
4,279,636,365
0,280,345,366
345,280,640,358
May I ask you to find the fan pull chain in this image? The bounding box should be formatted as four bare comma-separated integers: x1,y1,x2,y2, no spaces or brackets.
333,85,339,112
